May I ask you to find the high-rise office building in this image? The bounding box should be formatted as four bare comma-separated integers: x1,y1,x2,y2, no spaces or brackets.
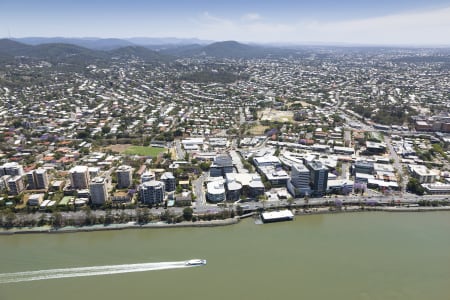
306,161,328,196
287,163,311,197
209,155,234,177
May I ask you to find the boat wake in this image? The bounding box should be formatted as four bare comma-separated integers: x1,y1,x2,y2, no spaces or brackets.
0,261,190,284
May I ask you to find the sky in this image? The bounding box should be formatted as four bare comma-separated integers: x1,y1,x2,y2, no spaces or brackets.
1,0,450,45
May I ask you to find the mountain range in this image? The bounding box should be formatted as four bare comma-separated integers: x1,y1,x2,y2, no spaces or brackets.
0,38,304,66
12,37,213,50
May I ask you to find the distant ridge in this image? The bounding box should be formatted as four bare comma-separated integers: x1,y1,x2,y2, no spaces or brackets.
109,46,172,62
201,41,258,57
0,39,107,65
125,37,212,46
13,37,135,50
0,39,175,65
159,40,301,58
13,37,212,50
0,38,311,63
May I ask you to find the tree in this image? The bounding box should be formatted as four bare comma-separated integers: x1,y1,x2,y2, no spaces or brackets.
5,210,16,228
182,207,194,221
51,211,63,228
304,194,309,208
136,207,150,224
83,207,96,225
199,161,211,171
274,146,280,157
101,126,111,135
407,178,425,196
258,194,268,209
104,209,113,225
287,197,294,209
176,184,183,194
235,205,244,216
141,207,151,223
38,214,47,226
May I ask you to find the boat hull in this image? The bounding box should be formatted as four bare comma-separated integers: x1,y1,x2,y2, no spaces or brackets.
185,259,207,266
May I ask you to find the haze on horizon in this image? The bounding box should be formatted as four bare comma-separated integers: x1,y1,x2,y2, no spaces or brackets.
1,0,450,46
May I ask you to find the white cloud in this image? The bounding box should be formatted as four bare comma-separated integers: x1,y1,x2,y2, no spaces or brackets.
305,6,450,45
190,12,294,42
241,13,262,22
189,6,450,45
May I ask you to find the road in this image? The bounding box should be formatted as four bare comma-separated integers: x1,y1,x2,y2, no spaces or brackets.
175,140,185,160
384,135,407,192
230,150,248,173
232,193,450,211
192,173,208,208
239,107,245,125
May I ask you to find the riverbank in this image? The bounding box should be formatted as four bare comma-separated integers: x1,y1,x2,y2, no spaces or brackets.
0,217,240,235
2,206,450,235
295,205,450,215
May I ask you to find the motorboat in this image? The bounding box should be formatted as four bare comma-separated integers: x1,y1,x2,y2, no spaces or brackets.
185,259,207,266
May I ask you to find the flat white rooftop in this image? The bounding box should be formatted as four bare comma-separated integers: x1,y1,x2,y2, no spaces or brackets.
261,210,294,221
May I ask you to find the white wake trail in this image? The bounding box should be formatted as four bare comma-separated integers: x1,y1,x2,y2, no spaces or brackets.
0,261,191,284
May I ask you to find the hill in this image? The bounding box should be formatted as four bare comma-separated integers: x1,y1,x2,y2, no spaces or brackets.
0,39,175,66
14,37,135,50
0,39,107,64
160,40,299,58
0,38,303,64
109,46,172,62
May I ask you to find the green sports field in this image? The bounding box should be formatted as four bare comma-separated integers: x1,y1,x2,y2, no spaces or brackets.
124,146,166,156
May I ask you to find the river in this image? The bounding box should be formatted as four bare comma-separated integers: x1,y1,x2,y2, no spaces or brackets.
1,212,450,300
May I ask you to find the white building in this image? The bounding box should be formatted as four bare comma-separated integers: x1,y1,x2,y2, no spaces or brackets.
26,171,36,190
0,162,24,177
287,163,311,197
161,172,176,192
70,166,90,189
88,167,101,178
182,138,204,151
35,168,49,190
8,175,25,195
422,183,450,195
116,165,133,189
28,193,45,206
140,180,165,204
253,155,281,169
141,171,156,183
0,175,10,191
248,175,265,198
408,164,436,183
226,179,242,201
26,168,49,190
259,165,290,187
89,177,108,205
207,180,226,203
